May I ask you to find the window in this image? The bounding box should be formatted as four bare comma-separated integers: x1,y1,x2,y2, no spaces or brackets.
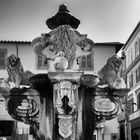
135,41,139,58
136,66,140,83
127,96,134,114
0,121,14,136
127,48,134,66
79,53,94,70
131,48,134,62
124,75,127,88
136,89,140,110
129,73,133,88
0,49,7,69
128,50,131,66
37,55,48,69
81,56,86,68
139,37,140,52
123,57,126,70
120,124,125,140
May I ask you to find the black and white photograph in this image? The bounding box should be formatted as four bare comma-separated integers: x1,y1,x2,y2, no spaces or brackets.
0,0,140,140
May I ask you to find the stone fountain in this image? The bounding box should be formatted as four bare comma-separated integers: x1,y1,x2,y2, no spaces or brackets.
1,4,129,140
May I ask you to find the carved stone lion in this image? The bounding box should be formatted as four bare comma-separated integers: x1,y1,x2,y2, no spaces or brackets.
6,54,34,87
32,25,94,70
98,55,126,89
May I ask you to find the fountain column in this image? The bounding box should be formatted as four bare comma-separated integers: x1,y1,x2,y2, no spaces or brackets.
3,4,129,140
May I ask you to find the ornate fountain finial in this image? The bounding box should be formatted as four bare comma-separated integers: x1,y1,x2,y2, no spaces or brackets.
59,4,70,12
46,4,80,30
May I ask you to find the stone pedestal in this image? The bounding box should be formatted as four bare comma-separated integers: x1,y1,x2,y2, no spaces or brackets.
48,71,83,140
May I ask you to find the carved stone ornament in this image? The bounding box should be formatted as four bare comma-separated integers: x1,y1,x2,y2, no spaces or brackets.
32,25,94,70
53,51,68,71
58,115,73,138
54,81,77,114
7,88,40,126
92,96,120,120
94,97,116,112
0,4,129,140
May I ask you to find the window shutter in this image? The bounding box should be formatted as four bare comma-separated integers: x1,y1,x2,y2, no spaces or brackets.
80,53,94,70
127,100,130,114
138,38,140,54
81,56,86,68
132,98,134,113
37,55,48,69
37,55,43,68
135,41,139,58
129,74,133,88
136,69,138,83
87,55,92,68
139,66,140,82
138,93,140,109
131,74,133,87
0,49,7,69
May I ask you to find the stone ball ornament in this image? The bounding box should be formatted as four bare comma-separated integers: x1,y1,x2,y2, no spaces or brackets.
53,51,68,71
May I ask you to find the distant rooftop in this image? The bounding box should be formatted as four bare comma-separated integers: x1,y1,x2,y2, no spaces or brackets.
0,40,31,44
0,40,123,53
95,42,123,45
95,42,124,53
122,21,140,50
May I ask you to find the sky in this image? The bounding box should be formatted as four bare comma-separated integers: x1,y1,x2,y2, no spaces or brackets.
0,0,140,43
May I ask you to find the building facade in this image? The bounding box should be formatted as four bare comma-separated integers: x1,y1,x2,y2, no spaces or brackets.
119,21,140,140
0,40,123,140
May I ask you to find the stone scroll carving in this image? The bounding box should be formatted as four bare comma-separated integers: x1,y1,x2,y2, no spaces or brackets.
7,87,40,127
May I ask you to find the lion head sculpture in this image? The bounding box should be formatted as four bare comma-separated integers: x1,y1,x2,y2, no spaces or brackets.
98,55,126,89
106,55,123,74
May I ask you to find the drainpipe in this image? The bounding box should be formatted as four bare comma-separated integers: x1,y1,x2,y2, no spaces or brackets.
125,95,129,140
